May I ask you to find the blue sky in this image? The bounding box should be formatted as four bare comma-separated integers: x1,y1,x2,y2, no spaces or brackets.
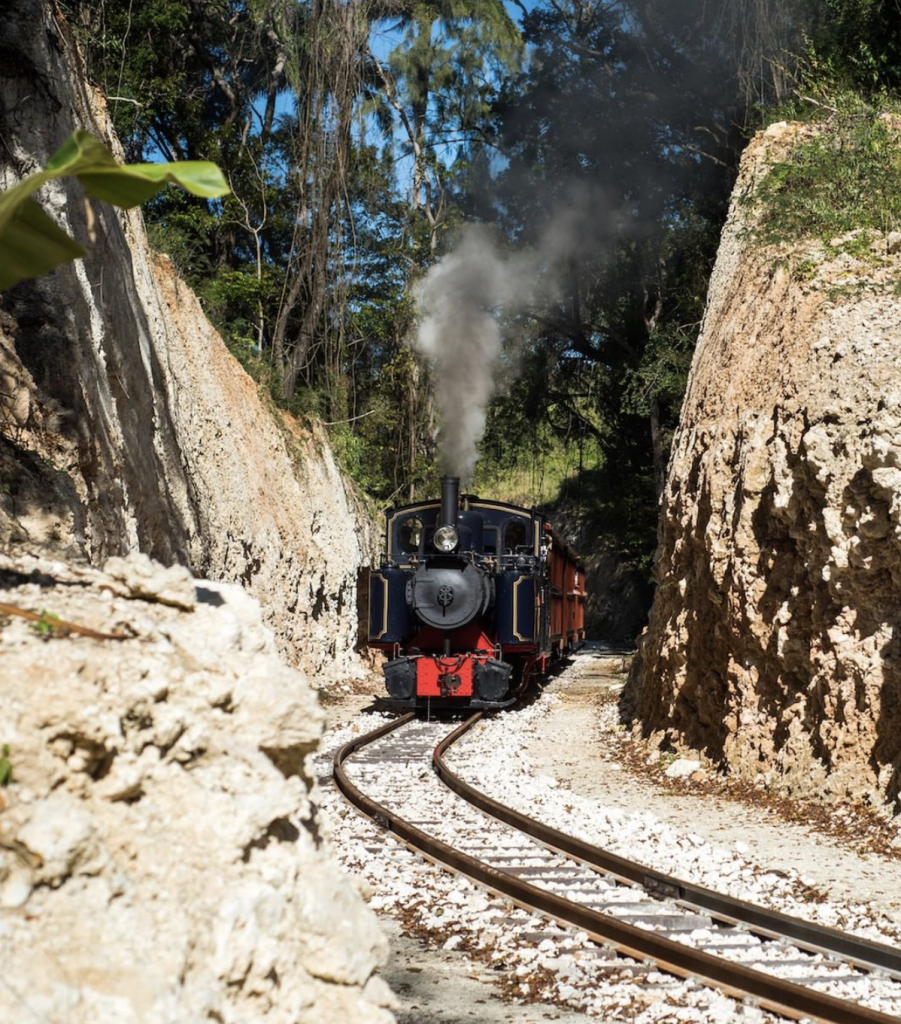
264,2,540,174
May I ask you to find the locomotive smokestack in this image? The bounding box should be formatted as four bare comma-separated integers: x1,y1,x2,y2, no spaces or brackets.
440,475,460,528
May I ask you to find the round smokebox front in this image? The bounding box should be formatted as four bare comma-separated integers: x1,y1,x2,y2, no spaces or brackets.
409,562,488,630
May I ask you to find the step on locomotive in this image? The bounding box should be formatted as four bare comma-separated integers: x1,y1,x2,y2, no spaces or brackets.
367,476,586,709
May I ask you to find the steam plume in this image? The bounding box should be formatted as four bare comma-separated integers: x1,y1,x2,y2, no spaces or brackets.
414,224,536,482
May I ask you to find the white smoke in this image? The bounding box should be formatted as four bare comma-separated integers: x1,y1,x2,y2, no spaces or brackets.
414,224,539,482
413,184,622,483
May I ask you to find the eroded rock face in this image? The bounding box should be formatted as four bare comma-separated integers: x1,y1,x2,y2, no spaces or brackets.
0,551,395,1023
627,121,901,809
0,3,392,1017
0,0,371,683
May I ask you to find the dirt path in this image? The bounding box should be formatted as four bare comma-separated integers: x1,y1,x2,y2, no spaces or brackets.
378,916,592,1024
530,657,901,919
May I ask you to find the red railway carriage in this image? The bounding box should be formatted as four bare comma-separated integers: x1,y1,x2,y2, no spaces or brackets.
546,523,587,655
367,476,586,709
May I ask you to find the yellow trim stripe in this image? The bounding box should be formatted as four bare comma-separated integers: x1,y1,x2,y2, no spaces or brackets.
386,500,540,558
512,576,533,642
370,573,389,639
386,503,440,559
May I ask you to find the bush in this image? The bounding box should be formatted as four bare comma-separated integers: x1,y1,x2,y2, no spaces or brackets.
750,99,901,245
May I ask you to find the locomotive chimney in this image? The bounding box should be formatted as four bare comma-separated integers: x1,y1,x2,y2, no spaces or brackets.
440,475,460,528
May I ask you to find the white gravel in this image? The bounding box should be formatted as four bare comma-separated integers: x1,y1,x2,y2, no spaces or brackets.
317,729,758,1020
315,653,901,1021
448,692,901,948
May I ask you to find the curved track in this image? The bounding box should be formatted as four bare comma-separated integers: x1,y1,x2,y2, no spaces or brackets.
334,712,901,1024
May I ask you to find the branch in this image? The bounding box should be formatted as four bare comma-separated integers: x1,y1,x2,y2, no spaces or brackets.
0,602,130,641
261,20,288,142
510,0,615,69
322,408,378,426
188,30,240,126
366,46,421,164
799,94,839,115
681,143,729,168
529,310,638,362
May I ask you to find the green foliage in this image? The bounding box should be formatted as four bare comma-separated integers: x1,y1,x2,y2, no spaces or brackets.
0,130,228,290
385,0,521,134
45,0,901,609
803,0,901,97
61,0,276,162
622,326,695,422
752,1,901,127
42,131,228,205
0,744,12,787
144,202,217,281
750,103,901,246
62,0,307,389
485,0,733,581
474,405,604,510
31,610,62,639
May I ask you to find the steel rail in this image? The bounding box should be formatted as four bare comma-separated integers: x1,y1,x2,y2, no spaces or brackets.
434,714,901,979
333,713,901,1024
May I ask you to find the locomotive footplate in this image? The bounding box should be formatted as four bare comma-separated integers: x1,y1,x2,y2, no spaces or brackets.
379,694,519,711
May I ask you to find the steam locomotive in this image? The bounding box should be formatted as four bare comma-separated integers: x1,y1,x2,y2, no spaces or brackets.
367,476,586,709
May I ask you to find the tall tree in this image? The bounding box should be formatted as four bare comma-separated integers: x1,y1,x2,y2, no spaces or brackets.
495,1,739,504
355,1,522,497
271,0,368,401
368,0,521,251
63,0,301,344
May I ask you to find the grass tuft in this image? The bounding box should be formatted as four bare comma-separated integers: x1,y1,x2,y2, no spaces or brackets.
747,101,901,251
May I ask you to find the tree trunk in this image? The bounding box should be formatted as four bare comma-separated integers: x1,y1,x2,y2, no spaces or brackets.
281,248,327,400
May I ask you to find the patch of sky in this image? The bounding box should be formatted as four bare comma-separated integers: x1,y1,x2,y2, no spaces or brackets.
145,1,538,196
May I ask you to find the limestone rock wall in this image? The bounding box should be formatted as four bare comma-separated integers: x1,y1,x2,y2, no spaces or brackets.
627,121,901,808
0,552,395,1023
0,3,392,1019
0,0,372,684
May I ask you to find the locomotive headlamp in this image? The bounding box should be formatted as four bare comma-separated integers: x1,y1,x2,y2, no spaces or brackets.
433,525,459,552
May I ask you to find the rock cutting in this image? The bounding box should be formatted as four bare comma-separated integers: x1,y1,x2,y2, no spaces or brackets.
3,1,901,1022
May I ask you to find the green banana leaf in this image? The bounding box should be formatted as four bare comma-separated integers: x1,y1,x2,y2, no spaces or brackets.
0,199,86,286
0,130,229,290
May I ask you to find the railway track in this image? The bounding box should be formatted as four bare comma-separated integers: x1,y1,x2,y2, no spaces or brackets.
333,711,901,1023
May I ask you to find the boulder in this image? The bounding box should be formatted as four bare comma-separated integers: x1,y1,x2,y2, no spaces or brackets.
0,551,393,1023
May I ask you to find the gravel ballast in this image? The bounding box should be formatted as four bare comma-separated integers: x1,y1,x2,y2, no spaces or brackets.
316,650,901,1021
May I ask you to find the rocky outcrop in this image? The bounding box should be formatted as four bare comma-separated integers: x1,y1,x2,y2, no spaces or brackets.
0,551,395,1023
0,2,393,1018
627,121,901,809
0,0,371,684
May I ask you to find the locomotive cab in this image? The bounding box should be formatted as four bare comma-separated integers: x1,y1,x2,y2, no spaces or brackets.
368,476,585,709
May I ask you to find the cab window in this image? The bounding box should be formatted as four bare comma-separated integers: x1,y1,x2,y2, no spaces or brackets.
398,516,423,554
504,518,528,554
